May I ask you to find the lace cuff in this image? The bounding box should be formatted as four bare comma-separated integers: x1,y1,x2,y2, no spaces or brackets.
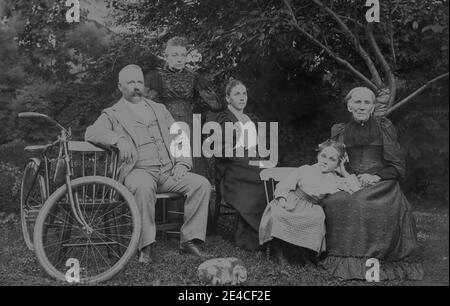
337,175,362,194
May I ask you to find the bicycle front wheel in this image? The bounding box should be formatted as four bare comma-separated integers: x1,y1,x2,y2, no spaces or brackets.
33,176,140,284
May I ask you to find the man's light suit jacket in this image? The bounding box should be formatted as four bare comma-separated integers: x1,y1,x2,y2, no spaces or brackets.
85,98,192,183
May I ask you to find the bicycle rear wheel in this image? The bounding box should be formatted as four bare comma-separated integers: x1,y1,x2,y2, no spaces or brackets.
21,159,47,250
33,176,140,284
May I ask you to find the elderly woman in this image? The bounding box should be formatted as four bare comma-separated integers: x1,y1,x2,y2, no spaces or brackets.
320,87,424,281
145,36,224,177
215,79,267,251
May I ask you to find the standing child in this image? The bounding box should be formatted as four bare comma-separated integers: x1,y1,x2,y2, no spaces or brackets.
145,36,224,178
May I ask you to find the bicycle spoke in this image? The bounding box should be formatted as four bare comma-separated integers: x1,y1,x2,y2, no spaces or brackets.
94,223,134,232
89,242,101,277
50,236,85,269
93,230,132,250
91,231,122,259
34,177,139,284
42,234,86,249
91,211,132,230
86,185,112,226
44,211,78,231
90,239,113,272
90,201,128,228
78,238,90,276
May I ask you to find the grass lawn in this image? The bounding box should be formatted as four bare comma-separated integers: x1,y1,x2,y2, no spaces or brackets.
0,207,448,286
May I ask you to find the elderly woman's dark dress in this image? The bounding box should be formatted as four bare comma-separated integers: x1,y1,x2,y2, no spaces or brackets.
145,66,224,177
215,108,267,251
320,116,424,280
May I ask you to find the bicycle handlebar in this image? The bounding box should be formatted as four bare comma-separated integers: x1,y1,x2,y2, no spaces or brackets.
47,139,61,150
18,112,68,134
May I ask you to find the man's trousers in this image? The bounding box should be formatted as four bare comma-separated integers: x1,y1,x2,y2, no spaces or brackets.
124,163,211,250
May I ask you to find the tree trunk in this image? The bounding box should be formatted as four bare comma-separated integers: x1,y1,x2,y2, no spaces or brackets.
374,89,391,117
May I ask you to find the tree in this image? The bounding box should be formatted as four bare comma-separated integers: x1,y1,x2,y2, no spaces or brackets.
0,0,116,143
109,0,449,200
111,0,449,115
280,0,448,116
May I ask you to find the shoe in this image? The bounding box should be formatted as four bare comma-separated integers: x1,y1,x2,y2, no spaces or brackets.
272,242,289,266
179,241,210,258
276,250,289,266
302,250,318,268
138,245,153,264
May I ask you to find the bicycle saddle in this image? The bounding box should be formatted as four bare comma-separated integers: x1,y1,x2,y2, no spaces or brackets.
24,145,51,152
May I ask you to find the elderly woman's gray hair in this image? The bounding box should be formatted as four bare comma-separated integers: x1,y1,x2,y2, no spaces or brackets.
345,87,376,104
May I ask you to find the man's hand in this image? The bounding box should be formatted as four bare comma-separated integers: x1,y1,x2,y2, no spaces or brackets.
276,197,296,211
117,138,133,164
277,197,287,208
171,164,188,181
357,174,381,187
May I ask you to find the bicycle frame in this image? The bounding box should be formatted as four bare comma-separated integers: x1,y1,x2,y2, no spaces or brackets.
22,156,50,204
19,112,93,233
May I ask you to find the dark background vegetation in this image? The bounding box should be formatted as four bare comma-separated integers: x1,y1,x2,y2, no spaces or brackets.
0,0,448,214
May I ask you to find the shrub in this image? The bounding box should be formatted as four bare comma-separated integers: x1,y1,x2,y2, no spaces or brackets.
0,141,29,214
397,104,449,202
0,162,22,214
0,140,28,167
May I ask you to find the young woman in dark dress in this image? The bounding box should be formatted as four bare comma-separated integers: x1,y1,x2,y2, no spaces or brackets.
215,79,267,251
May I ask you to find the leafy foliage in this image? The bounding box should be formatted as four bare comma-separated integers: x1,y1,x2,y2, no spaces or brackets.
108,1,449,202
110,0,448,91
0,0,448,211
0,140,26,214
397,103,449,200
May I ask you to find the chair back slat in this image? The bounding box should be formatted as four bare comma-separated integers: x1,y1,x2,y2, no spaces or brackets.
93,152,97,176
82,152,85,177
259,167,297,181
67,141,119,180
68,141,105,152
65,141,121,204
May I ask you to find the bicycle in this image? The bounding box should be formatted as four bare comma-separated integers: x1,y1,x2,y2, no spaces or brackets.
19,112,141,284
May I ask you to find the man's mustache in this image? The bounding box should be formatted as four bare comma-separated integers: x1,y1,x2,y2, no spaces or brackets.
132,90,143,97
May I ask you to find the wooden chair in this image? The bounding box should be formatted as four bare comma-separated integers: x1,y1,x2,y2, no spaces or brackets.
70,141,184,240
210,174,239,236
259,167,297,259
156,192,184,240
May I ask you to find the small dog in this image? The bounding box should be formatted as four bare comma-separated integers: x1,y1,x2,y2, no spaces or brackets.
197,257,247,285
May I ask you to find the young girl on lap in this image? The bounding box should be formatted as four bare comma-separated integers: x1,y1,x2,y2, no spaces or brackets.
259,140,360,265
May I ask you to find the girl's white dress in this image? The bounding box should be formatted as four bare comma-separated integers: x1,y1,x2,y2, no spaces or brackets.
259,164,360,253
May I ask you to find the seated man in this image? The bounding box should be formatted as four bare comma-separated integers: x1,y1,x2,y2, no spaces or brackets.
85,64,211,263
